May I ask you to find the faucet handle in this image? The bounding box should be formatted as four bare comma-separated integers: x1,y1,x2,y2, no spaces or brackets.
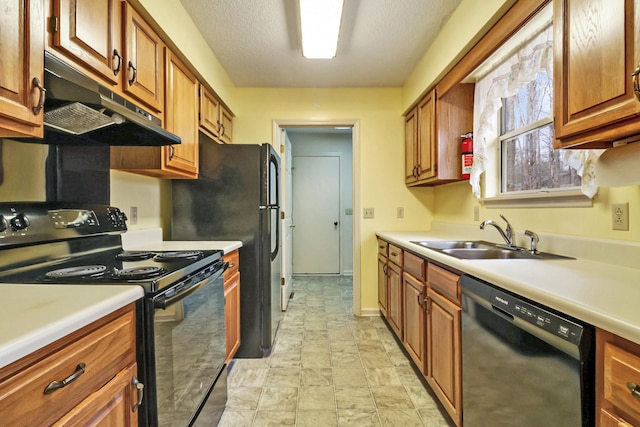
499,214,514,244
524,230,539,252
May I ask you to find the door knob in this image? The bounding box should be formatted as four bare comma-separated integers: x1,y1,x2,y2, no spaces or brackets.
334,221,339,228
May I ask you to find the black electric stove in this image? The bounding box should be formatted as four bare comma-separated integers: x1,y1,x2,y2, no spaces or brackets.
0,202,229,426
0,203,223,294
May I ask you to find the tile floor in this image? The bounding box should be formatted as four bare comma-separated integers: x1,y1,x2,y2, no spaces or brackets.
217,275,454,427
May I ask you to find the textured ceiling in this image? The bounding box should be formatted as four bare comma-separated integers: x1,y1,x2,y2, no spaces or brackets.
178,0,462,88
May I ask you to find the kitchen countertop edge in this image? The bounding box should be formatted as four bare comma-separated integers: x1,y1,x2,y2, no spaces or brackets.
377,230,640,345
0,284,143,369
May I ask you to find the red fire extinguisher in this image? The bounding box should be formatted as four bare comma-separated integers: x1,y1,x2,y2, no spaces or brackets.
461,132,473,180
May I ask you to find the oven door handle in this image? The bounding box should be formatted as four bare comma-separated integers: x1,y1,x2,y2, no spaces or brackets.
153,263,227,309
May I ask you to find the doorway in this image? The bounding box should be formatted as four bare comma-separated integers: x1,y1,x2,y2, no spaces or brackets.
274,120,361,315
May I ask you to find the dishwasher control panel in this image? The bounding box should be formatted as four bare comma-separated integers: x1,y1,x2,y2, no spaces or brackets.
490,289,584,345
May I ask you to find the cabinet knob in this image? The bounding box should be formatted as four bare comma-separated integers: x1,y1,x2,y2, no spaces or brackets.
43,363,86,394
113,49,122,76
627,382,640,400
633,65,640,102
128,61,137,86
132,376,145,412
32,77,46,115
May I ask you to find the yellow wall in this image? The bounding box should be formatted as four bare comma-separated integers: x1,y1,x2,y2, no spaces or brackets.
434,181,640,242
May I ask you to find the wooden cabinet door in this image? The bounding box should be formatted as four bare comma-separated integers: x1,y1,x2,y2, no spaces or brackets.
123,1,163,113
427,288,461,426
53,364,139,427
219,104,233,144
387,261,403,338
164,49,198,178
404,106,418,183
554,0,640,147
377,254,388,318
225,271,241,363
416,90,436,181
0,0,44,138
199,84,221,139
403,272,425,370
50,0,121,86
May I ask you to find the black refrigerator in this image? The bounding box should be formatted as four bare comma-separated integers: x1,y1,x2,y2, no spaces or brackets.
172,142,282,358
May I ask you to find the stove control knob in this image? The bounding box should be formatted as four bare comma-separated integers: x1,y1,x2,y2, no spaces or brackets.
0,215,8,232
10,213,30,231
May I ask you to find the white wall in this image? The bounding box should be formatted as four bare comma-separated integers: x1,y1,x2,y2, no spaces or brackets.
288,131,354,275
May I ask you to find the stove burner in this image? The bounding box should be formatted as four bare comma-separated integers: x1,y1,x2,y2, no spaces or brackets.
116,266,165,280
116,251,155,261
46,265,108,278
153,251,204,262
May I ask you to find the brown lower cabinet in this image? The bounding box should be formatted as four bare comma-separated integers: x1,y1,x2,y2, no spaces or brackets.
377,238,462,427
224,250,241,363
597,328,640,426
0,304,140,426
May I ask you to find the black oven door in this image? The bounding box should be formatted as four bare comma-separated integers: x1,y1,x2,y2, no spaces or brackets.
140,264,227,427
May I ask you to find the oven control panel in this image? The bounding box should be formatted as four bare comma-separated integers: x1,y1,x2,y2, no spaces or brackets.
0,203,128,248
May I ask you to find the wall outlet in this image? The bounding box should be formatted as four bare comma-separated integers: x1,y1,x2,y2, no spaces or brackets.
397,207,404,218
612,203,629,231
363,208,375,219
130,206,138,225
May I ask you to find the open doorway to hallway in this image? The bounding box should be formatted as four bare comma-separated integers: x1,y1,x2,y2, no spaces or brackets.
275,121,360,315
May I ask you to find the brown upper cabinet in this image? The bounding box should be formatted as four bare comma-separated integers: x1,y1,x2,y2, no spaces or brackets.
47,0,164,115
111,48,199,179
199,84,233,144
405,84,474,186
0,0,45,138
122,1,164,113
554,0,640,148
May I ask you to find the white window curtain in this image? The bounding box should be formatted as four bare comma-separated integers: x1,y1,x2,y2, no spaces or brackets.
470,22,603,199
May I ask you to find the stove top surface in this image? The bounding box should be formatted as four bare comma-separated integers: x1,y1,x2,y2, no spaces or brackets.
0,247,223,293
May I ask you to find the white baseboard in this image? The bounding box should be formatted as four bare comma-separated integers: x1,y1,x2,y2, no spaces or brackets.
359,307,381,317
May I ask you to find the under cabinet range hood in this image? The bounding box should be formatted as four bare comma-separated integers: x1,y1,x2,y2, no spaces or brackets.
36,52,180,146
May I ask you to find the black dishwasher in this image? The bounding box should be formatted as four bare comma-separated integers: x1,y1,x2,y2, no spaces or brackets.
460,275,594,426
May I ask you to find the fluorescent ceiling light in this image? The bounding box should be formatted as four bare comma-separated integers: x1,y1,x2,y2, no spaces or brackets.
299,0,344,59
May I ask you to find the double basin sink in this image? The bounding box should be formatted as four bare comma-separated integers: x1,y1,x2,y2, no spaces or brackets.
410,240,573,260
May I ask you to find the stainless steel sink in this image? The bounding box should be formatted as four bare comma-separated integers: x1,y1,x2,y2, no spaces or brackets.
410,240,573,260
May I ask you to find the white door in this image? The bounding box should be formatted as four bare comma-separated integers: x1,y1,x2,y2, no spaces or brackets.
292,155,340,274
280,130,294,309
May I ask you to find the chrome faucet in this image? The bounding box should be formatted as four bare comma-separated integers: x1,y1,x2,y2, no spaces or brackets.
480,214,514,247
524,230,539,252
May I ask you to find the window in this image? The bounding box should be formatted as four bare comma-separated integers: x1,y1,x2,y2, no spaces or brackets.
499,73,581,194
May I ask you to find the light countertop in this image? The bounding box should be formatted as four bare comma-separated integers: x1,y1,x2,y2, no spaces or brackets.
377,228,640,345
121,228,242,254
0,284,143,369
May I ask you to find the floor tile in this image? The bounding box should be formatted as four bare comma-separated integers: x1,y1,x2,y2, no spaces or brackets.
219,276,450,427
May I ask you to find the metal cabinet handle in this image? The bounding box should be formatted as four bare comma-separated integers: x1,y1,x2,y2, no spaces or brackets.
378,245,385,250
627,382,640,400
132,376,144,412
228,262,236,269
113,49,122,76
128,61,137,86
423,296,431,314
169,145,175,160
32,77,46,115
390,252,398,257
217,120,222,134
43,363,86,394
633,65,640,101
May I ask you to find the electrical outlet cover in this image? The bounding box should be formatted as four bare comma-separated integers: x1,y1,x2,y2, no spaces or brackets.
612,203,629,231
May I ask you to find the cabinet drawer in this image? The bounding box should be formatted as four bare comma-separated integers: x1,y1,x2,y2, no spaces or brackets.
404,251,426,282
388,244,403,266
377,239,388,256
428,264,460,303
223,250,240,284
603,341,640,421
0,307,136,427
